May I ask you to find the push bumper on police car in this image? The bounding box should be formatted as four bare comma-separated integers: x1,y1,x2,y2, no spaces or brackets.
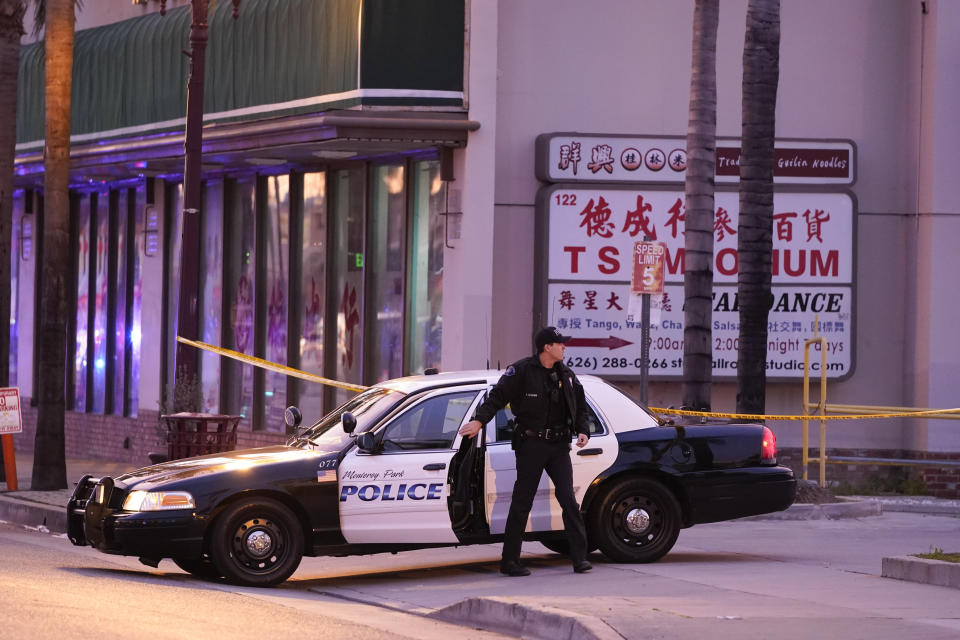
68,474,207,559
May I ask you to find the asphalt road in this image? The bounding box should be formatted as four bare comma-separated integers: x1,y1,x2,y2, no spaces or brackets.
0,521,508,640
4,511,960,640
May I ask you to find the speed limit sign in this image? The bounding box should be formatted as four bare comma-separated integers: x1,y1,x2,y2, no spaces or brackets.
631,241,666,295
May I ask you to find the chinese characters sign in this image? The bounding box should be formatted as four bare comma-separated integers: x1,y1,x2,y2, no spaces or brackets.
537,185,855,379
536,134,855,186
547,188,852,284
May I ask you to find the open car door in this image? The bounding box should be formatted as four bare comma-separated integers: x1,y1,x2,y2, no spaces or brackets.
447,418,489,542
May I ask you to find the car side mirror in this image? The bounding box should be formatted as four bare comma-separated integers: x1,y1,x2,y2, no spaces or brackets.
284,406,302,429
356,431,376,452
341,411,358,434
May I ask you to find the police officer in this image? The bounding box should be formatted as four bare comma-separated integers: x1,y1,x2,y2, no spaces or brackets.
458,326,592,576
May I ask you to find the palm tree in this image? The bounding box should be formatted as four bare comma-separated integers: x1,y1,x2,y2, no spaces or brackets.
736,0,780,415
0,0,25,479
0,1,25,392
31,0,74,490
681,0,719,411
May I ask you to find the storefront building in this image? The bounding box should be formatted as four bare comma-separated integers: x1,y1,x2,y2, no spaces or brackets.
12,0,482,457
11,1,960,495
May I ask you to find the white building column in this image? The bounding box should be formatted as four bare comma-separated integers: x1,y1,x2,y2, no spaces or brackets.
441,0,499,370
908,0,960,452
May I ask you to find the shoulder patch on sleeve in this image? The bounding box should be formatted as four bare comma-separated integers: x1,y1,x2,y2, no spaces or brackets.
504,365,516,376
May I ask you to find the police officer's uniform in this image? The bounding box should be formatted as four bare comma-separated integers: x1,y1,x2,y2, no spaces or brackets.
471,334,591,574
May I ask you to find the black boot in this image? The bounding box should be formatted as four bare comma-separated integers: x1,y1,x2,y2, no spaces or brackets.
500,559,531,576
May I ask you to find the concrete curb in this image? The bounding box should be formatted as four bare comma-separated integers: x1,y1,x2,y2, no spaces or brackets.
882,555,960,589
746,499,882,521
431,596,622,640
866,501,960,516
0,494,66,533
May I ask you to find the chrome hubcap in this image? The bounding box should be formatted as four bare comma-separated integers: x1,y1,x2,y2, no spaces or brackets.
624,507,651,535
245,529,273,558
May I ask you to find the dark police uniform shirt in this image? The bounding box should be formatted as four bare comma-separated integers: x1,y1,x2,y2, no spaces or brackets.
472,356,590,436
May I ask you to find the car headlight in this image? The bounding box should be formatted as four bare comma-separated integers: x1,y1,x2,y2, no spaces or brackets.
122,490,196,512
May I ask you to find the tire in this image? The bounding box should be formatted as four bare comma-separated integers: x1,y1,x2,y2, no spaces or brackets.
172,555,222,581
590,477,681,563
539,537,598,555
209,498,304,587
539,538,570,555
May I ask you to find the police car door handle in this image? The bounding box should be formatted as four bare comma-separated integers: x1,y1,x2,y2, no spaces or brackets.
576,448,603,456
423,463,447,471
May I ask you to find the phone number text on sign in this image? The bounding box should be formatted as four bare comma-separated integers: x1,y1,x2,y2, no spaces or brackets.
548,283,851,379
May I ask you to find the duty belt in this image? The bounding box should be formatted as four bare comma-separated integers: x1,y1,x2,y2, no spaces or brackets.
523,427,569,442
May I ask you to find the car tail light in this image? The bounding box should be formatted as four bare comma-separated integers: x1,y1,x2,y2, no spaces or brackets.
761,426,777,463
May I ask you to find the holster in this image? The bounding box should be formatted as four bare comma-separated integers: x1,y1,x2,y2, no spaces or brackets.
510,420,523,450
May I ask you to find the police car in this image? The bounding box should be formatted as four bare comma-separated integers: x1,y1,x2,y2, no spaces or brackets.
67,370,796,587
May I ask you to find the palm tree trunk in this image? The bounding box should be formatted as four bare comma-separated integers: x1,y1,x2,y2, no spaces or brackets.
682,0,719,411
736,0,780,415
0,1,25,391
32,0,74,490
0,0,25,480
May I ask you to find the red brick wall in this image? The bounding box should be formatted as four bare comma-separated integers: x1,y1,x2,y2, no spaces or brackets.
779,446,960,498
914,451,960,498
13,398,287,467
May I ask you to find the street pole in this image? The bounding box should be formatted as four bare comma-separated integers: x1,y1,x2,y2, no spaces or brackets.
638,234,652,406
639,289,650,406
175,0,209,385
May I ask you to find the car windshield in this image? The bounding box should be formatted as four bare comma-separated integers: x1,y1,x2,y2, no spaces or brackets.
288,387,405,454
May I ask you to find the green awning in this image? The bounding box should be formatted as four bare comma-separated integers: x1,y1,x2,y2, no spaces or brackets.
16,0,465,149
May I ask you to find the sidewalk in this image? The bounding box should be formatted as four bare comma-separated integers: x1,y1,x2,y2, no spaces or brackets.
0,450,136,532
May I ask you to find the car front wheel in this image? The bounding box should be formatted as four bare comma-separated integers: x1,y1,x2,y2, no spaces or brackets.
209,498,304,587
172,555,221,581
590,477,681,563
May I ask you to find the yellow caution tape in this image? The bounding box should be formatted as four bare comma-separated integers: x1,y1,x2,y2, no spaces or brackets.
176,336,369,393
178,336,960,421
648,406,960,421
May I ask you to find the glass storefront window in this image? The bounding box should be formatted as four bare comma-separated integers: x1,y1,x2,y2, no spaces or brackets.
9,191,21,386
74,194,90,411
112,189,128,414
224,177,257,427
330,168,365,408
299,172,327,420
408,160,444,373
367,164,406,382
263,175,290,430
164,183,183,405
127,184,145,417
200,181,224,413
91,191,109,413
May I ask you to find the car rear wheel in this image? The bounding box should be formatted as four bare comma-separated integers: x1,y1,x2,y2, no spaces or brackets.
539,538,570,555
539,537,598,556
590,477,681,563
209,498,304,587
172,555,221,580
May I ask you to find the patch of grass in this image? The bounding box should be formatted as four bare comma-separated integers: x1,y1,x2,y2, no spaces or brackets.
915,547,960,563
830,472,928,496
